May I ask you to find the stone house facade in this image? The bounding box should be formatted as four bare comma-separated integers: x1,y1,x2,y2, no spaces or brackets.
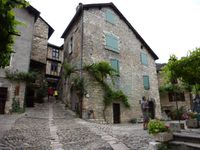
0,6,54,113
156,63,192,118
27,16,54,105
45,43,63,88
0,6,40,114
61,3,161,123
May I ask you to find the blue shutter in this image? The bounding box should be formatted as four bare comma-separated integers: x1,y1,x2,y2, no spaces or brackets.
140,52,148,66
105,34,119,52
111,59,119,73
106,10,116,24
143,76,150,90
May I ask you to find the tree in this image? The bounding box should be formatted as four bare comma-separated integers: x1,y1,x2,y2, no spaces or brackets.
0,0,29,68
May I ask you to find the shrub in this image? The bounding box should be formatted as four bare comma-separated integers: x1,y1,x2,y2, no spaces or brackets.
148,119,170,135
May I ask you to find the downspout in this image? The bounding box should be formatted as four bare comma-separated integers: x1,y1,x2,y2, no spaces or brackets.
80,3,84,118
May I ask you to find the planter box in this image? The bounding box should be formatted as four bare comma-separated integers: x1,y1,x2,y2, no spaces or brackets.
186,119,199,128
153,132,173,142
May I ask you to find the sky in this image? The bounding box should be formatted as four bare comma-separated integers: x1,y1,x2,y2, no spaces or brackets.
29,0,200,63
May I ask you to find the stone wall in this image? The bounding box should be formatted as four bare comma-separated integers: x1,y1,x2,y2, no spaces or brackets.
82,7,161,123
0,8,36,113
31,17,49,64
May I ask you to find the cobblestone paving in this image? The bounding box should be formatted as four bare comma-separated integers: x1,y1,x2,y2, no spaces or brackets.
0,101,151,150
0,104,51,150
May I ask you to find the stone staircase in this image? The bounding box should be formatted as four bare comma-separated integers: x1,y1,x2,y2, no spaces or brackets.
170,130,200,150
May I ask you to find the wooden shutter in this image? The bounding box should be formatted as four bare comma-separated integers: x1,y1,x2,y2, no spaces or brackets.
111,59,119,73
140,52,148,66
105,34,119,52
143,75,150,90
106,10,116,24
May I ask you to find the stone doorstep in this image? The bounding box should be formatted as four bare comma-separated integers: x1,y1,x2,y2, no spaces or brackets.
170,141,200,149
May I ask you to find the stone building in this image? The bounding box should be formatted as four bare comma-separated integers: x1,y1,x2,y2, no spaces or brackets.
45,43,63,88
0,6,54,113
60,3,161,123
156,63,192,118
27,16,54,105
0,6,40,114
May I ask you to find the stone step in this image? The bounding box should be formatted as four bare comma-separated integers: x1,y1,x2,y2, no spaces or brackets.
170,141,200,150
173,131,200,144
88,119,107,124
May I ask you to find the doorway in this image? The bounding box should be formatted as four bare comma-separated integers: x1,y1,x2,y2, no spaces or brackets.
0,87,8,114
113,103,120,123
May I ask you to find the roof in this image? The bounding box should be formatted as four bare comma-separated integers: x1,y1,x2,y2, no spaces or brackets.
156,63,166,72
26,5,40,22
48,43,63,50
26,5,54,39
61,2,159,60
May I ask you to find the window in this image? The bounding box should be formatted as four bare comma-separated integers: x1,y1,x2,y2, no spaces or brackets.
143,75,150,90
68,36,73,54
52,49,59,59
140,52,148,66
168,92,185,102
105,10,116,24
105,34,119,52
110,59,119,73
51,62,58,72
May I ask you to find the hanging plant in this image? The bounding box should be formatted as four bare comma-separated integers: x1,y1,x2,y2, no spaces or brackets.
5,70,37,83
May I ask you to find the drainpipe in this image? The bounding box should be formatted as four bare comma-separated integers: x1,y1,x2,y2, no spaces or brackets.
80,3,84,118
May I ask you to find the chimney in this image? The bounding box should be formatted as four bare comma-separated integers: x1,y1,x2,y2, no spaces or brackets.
76,3,83,11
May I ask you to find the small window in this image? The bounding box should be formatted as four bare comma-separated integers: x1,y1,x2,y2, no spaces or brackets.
68,36,73,54
105,34,119,52
168,92,185,102
105,10,116,24
52,49,59,59
143,75,150,90
110,59,119,73
51,62,58,72
140,52,148,66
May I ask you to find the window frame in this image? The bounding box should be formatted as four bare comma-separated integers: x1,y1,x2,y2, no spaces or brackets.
52,48,59,60
51,62,58,72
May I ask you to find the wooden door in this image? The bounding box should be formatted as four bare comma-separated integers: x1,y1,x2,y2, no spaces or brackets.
0,87,7,114
113,103,120,123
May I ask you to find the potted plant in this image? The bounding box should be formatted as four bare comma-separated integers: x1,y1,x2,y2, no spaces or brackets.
186,112,199,128
148,119,173,142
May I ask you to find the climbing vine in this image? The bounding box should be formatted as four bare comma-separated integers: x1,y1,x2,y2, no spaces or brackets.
63,61,130,120
0,0,29,67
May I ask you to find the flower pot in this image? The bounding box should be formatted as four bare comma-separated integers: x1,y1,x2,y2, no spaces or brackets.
153,132,173,142
186,119,199,128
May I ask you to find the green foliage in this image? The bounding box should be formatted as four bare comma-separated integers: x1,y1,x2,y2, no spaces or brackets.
85,61,117,82
103,83,130,108
12,97,24,113
36,80,48,103
0,0,29,67
71,77,85,97
158,143,171,150
148,119,170,135
5,70,37,83
63,61,76,79
161,48,200,95
86,61,130,108
170,106,185,120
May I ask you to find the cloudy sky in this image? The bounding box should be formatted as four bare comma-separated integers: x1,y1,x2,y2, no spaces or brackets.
29,0,200,63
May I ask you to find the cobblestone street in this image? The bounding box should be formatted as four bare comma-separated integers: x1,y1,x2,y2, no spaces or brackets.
0,101,151,150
